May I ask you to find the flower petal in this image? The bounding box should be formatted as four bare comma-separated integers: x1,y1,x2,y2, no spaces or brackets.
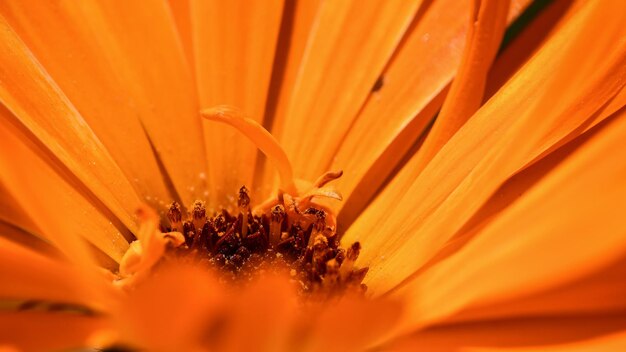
468,331,626,352
384,315,626,351
0,15,141,232
0,1,208,207
278,0,422,181
0,111,130,264
344,0,626,294
0,311,108,352
388,107,626,333
191,0,284,206
333,0,530,222
0,236,110,308
415,0,509,168
256,0,322,198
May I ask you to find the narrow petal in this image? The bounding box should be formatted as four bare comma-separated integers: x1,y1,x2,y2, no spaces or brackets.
332,0,530,221
256,0,322,199
191,0,284,206
344,0,626,294
167,0,195,74
0,1,208,207
0,15,141,232
278,0,422,181
413,0,509,168
388,108,626,334
0,113,130,264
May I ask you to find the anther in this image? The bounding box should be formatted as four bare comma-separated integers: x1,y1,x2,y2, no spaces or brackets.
306,209,326,248
269,204,285,247
339,242,361,281
238,186,251,238
191,200,207,231
167,201,183,232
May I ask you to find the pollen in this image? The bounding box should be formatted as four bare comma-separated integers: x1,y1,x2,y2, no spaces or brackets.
161,186,368,297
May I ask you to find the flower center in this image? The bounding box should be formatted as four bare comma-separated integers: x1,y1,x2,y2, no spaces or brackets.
164,186,367,297
114,105,368,297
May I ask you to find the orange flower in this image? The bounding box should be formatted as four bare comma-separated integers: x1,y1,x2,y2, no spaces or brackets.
1,0,626,351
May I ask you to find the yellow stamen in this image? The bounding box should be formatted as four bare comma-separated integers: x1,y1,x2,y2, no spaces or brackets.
201,106,297,195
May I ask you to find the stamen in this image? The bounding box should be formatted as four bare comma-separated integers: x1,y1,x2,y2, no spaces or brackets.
270,204,285,247
201,106,296,195
305,208,326,248
167,201,182,232
238,186,251,238
127,183,367,297
339,242,361,281
191,200,207,232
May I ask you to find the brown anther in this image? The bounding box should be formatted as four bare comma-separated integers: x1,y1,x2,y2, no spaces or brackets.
238,186,250,208
167,201,183,232
191,200,207,231
347,242,361,261
238,186,251,238
307,209,326,248
324,259,340,288
339,242,361,280
269,204,285,247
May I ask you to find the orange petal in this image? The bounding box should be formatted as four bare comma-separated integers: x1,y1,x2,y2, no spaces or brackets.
387,107,626,334
167,0,195,74
413,0,510,168
0,1,208,207
344,0,626,294
0,311,109,352
384,315,626,351
278,0,422,181
191,0,284,207
0,237,112,309
0,113,129,264
0,16,141,232
333,0,530,221
469,331,626,352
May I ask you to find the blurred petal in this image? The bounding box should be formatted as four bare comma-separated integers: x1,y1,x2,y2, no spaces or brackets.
191,0,284,206
0,236,111,309
468,331,626,352
384,315,626,351
0,312,108,352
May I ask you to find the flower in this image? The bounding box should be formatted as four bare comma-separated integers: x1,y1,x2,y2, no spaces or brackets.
1,0,626,351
